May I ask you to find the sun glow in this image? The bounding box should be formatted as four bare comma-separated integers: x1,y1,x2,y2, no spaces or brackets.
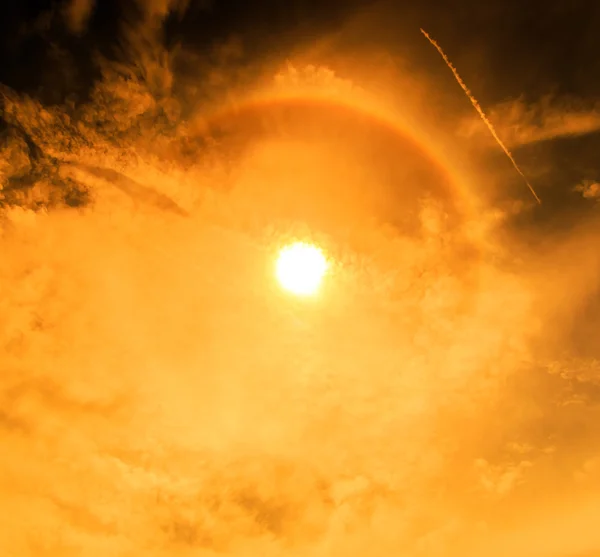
275,242,329,296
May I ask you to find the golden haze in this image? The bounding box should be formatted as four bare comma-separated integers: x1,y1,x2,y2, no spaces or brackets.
1,45,600,557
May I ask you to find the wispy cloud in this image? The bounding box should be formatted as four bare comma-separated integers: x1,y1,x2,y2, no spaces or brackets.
134,0,191,19
459,96,600,148
62,0,96,35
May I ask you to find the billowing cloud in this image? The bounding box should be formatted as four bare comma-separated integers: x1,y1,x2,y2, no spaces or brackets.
2,11,600,557
574,180,600,200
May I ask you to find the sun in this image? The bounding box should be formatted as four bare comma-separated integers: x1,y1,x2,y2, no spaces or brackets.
275,242,329,296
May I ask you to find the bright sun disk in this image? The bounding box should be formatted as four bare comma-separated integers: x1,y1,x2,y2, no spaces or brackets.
275,242,328,296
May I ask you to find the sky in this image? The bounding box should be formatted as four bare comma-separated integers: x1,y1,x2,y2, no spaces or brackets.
1,1,600,557
3,0,600,214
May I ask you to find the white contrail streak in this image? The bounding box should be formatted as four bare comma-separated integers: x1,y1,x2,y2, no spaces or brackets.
421,28,541,204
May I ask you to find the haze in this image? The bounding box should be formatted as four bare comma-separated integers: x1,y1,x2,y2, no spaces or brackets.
1,2,600,556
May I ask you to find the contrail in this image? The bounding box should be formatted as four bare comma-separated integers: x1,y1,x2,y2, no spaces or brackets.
420,28,541,204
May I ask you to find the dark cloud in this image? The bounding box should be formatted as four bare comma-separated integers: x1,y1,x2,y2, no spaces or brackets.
62,0,96,35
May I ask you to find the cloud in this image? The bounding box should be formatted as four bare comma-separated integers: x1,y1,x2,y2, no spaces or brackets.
135,0,191,20
3,15,600,557
574,180,600,201
458,95,600,148
62,0,96,35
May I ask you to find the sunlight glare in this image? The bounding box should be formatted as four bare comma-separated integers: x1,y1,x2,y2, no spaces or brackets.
275,241,329,296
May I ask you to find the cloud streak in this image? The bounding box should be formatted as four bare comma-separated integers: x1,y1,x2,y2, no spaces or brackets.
459,96,600,148
421,28,541,204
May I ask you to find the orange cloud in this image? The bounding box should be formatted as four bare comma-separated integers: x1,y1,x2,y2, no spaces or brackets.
459,96,600,148
62,0,95,35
